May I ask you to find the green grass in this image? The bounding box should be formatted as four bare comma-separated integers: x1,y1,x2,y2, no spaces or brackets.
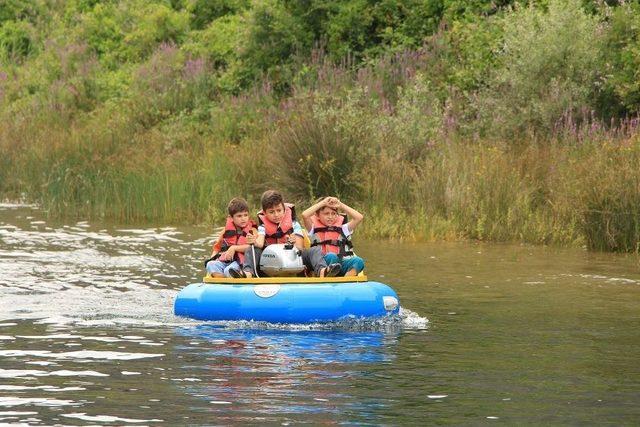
3,104,638,253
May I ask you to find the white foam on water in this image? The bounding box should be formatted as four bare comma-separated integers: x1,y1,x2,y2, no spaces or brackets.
0,350,164,361
399,308,429,329
607,277,638,284
62,413,163,423
0,369,108,378
15,334,81,340
0,397,79,407
0,386,85,392
172,307,430,332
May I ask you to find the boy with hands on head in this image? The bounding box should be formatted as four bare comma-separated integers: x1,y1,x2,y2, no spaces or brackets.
302,196,365,277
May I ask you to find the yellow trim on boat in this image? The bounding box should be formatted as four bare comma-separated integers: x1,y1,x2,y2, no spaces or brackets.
202,274,368,285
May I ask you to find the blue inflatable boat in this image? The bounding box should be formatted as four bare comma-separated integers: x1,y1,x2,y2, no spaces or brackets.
174,275,400,323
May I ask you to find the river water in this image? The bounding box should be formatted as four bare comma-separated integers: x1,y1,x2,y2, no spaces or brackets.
0,203,639,425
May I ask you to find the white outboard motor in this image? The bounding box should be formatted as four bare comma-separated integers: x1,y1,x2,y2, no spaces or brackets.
260,244,305,277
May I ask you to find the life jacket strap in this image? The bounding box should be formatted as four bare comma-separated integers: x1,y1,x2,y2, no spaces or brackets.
222,229,247,239
313,225,349,239
310,239,354,258
264,228,293,240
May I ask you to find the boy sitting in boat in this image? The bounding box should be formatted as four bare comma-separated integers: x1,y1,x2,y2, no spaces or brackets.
229,190,341,278
301,197,365,277
205,197,256,277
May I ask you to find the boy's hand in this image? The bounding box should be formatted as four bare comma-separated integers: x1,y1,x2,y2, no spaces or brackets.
286,234,296,244
326,197,340,208
246,230,256,245
220,247,235,262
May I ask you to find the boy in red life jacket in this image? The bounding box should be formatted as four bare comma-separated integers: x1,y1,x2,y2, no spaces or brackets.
205,197,256,278
301,196,365,276
229,190,341,278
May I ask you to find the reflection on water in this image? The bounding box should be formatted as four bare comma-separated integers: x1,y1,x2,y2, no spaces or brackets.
173,326,400,423
1,203,640,424
178,326,397,364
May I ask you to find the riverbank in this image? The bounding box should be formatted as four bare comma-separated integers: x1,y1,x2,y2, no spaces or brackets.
2,0,640,252
2,105,639,252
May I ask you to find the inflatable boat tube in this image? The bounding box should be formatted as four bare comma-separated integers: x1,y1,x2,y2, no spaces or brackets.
174,275,400,323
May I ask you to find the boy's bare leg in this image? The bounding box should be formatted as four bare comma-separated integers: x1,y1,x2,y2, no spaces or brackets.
344,268,356,276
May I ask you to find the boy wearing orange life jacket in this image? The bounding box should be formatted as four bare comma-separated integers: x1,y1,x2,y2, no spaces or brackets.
301,197,365,277
229,190,341,278
205,197,256,278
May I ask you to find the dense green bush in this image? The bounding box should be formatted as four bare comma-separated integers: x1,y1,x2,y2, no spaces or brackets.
185,0,249,30
326,0,443,61
0,20,34,61
272,108,362,201
0,0,44,24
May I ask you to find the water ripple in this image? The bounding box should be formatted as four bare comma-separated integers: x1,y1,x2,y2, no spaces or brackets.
0,369,109,378
0,350,164,360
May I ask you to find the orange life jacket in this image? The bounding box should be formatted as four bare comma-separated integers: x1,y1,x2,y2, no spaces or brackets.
257,203,296,246
212,217,255,264
310,214,354,257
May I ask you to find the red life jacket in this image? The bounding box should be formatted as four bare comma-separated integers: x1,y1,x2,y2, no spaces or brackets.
310,214,354,257
257,203,296,246
214,217,255,264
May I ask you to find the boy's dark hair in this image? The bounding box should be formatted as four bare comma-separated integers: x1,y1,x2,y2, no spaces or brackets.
227,197,249,216
261,190,284,211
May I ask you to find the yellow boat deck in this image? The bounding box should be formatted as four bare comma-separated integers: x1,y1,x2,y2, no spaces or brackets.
202,274,368,285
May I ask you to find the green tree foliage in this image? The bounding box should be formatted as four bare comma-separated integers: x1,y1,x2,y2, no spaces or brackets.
327,0,444,60
77,2,189,67
184,0,249,30
3,0,640,122
601,2,640,117
238,0,313,91
480,0,605,136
